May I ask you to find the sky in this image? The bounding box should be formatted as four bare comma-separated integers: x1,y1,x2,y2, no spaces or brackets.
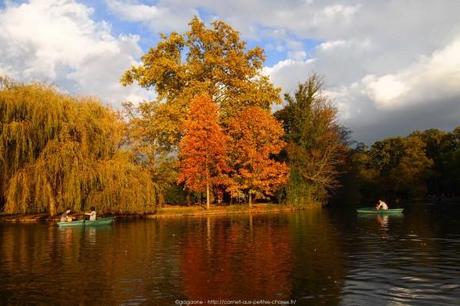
1,0,460,143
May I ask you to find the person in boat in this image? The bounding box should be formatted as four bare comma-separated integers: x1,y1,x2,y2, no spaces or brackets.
85,206,97,221
376,200,389,210
60,209,73,222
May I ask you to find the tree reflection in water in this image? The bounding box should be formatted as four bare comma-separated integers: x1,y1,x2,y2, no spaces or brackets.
180,210,346,304
287,209,345,304
181,215,293,300
2,205,457,305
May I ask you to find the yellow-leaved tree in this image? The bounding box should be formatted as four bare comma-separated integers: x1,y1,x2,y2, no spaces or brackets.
0,79,154,215
121,16,281,151
121,17,282,204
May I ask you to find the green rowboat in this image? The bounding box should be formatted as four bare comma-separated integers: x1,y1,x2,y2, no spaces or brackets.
356,208,404,214
57,217,114,227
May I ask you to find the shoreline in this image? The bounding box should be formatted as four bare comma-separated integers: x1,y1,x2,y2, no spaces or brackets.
0,203,314,223
148,203,306,219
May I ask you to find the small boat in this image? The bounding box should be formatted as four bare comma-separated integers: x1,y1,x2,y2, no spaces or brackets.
356,208,404,214
57,217,114,227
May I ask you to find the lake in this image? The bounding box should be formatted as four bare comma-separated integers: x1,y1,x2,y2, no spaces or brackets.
1,203,459,305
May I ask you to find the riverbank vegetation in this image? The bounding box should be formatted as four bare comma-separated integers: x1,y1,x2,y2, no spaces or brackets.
1,17,459,216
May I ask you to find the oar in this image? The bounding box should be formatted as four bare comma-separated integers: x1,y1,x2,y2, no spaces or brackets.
82,211,87,225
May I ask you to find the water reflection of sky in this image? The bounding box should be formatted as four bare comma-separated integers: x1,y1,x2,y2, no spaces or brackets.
340,211,460,305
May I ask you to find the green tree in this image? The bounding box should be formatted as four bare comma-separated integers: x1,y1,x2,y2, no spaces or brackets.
337,126,460,204
440,127,460,195
411,129,447,195
362,136,433,199
275,75,347,206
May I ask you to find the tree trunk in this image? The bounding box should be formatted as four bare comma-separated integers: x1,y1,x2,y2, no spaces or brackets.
206,216,211,251
186,193,191,206
206,181,210,210
205,149,210,210
49,199,56,216
46,184,56,216
248,192,252,208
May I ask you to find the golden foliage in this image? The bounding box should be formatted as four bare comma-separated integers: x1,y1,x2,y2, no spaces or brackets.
121,17,281,150
0,80,154,215
122,101,179,206
227,107,289,205
178,95,229,208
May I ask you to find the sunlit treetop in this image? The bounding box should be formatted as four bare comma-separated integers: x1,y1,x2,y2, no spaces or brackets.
121,16,281,118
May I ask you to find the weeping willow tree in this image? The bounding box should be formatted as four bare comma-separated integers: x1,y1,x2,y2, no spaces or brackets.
0,78,154,215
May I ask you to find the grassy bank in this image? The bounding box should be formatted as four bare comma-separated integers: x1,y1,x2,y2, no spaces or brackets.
0,203,312,223
0,212,52,223
149,203,303,219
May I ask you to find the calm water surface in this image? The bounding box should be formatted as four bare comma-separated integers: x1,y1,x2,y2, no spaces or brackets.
1,203,459,305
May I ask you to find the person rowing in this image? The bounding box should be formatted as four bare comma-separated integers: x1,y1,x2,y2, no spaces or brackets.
376,200,388,210
60,209,74,222
84,206,97,221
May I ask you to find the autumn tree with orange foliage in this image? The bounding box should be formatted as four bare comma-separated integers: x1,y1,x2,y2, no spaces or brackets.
227,107,288,207
121,17,280,152
121,17,283,205
178,95,229,209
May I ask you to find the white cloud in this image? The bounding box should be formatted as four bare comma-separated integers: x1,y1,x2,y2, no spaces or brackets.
2,0,460,142
237,1,460,142
316,4,360,23
0,0,150,105
318,40,346,51
106,0,197,33
107,0,164,22
263,59,315,94
363,75,409,109
362,36,460,110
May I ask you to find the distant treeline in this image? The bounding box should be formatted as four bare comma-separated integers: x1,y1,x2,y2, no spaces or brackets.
334,127,460,204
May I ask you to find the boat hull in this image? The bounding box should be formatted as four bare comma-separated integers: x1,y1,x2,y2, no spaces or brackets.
57,217,114,227
356,208,404,214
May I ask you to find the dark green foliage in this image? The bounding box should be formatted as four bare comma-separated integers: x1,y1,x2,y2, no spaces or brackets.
345,126,460,202
275,75,347,206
